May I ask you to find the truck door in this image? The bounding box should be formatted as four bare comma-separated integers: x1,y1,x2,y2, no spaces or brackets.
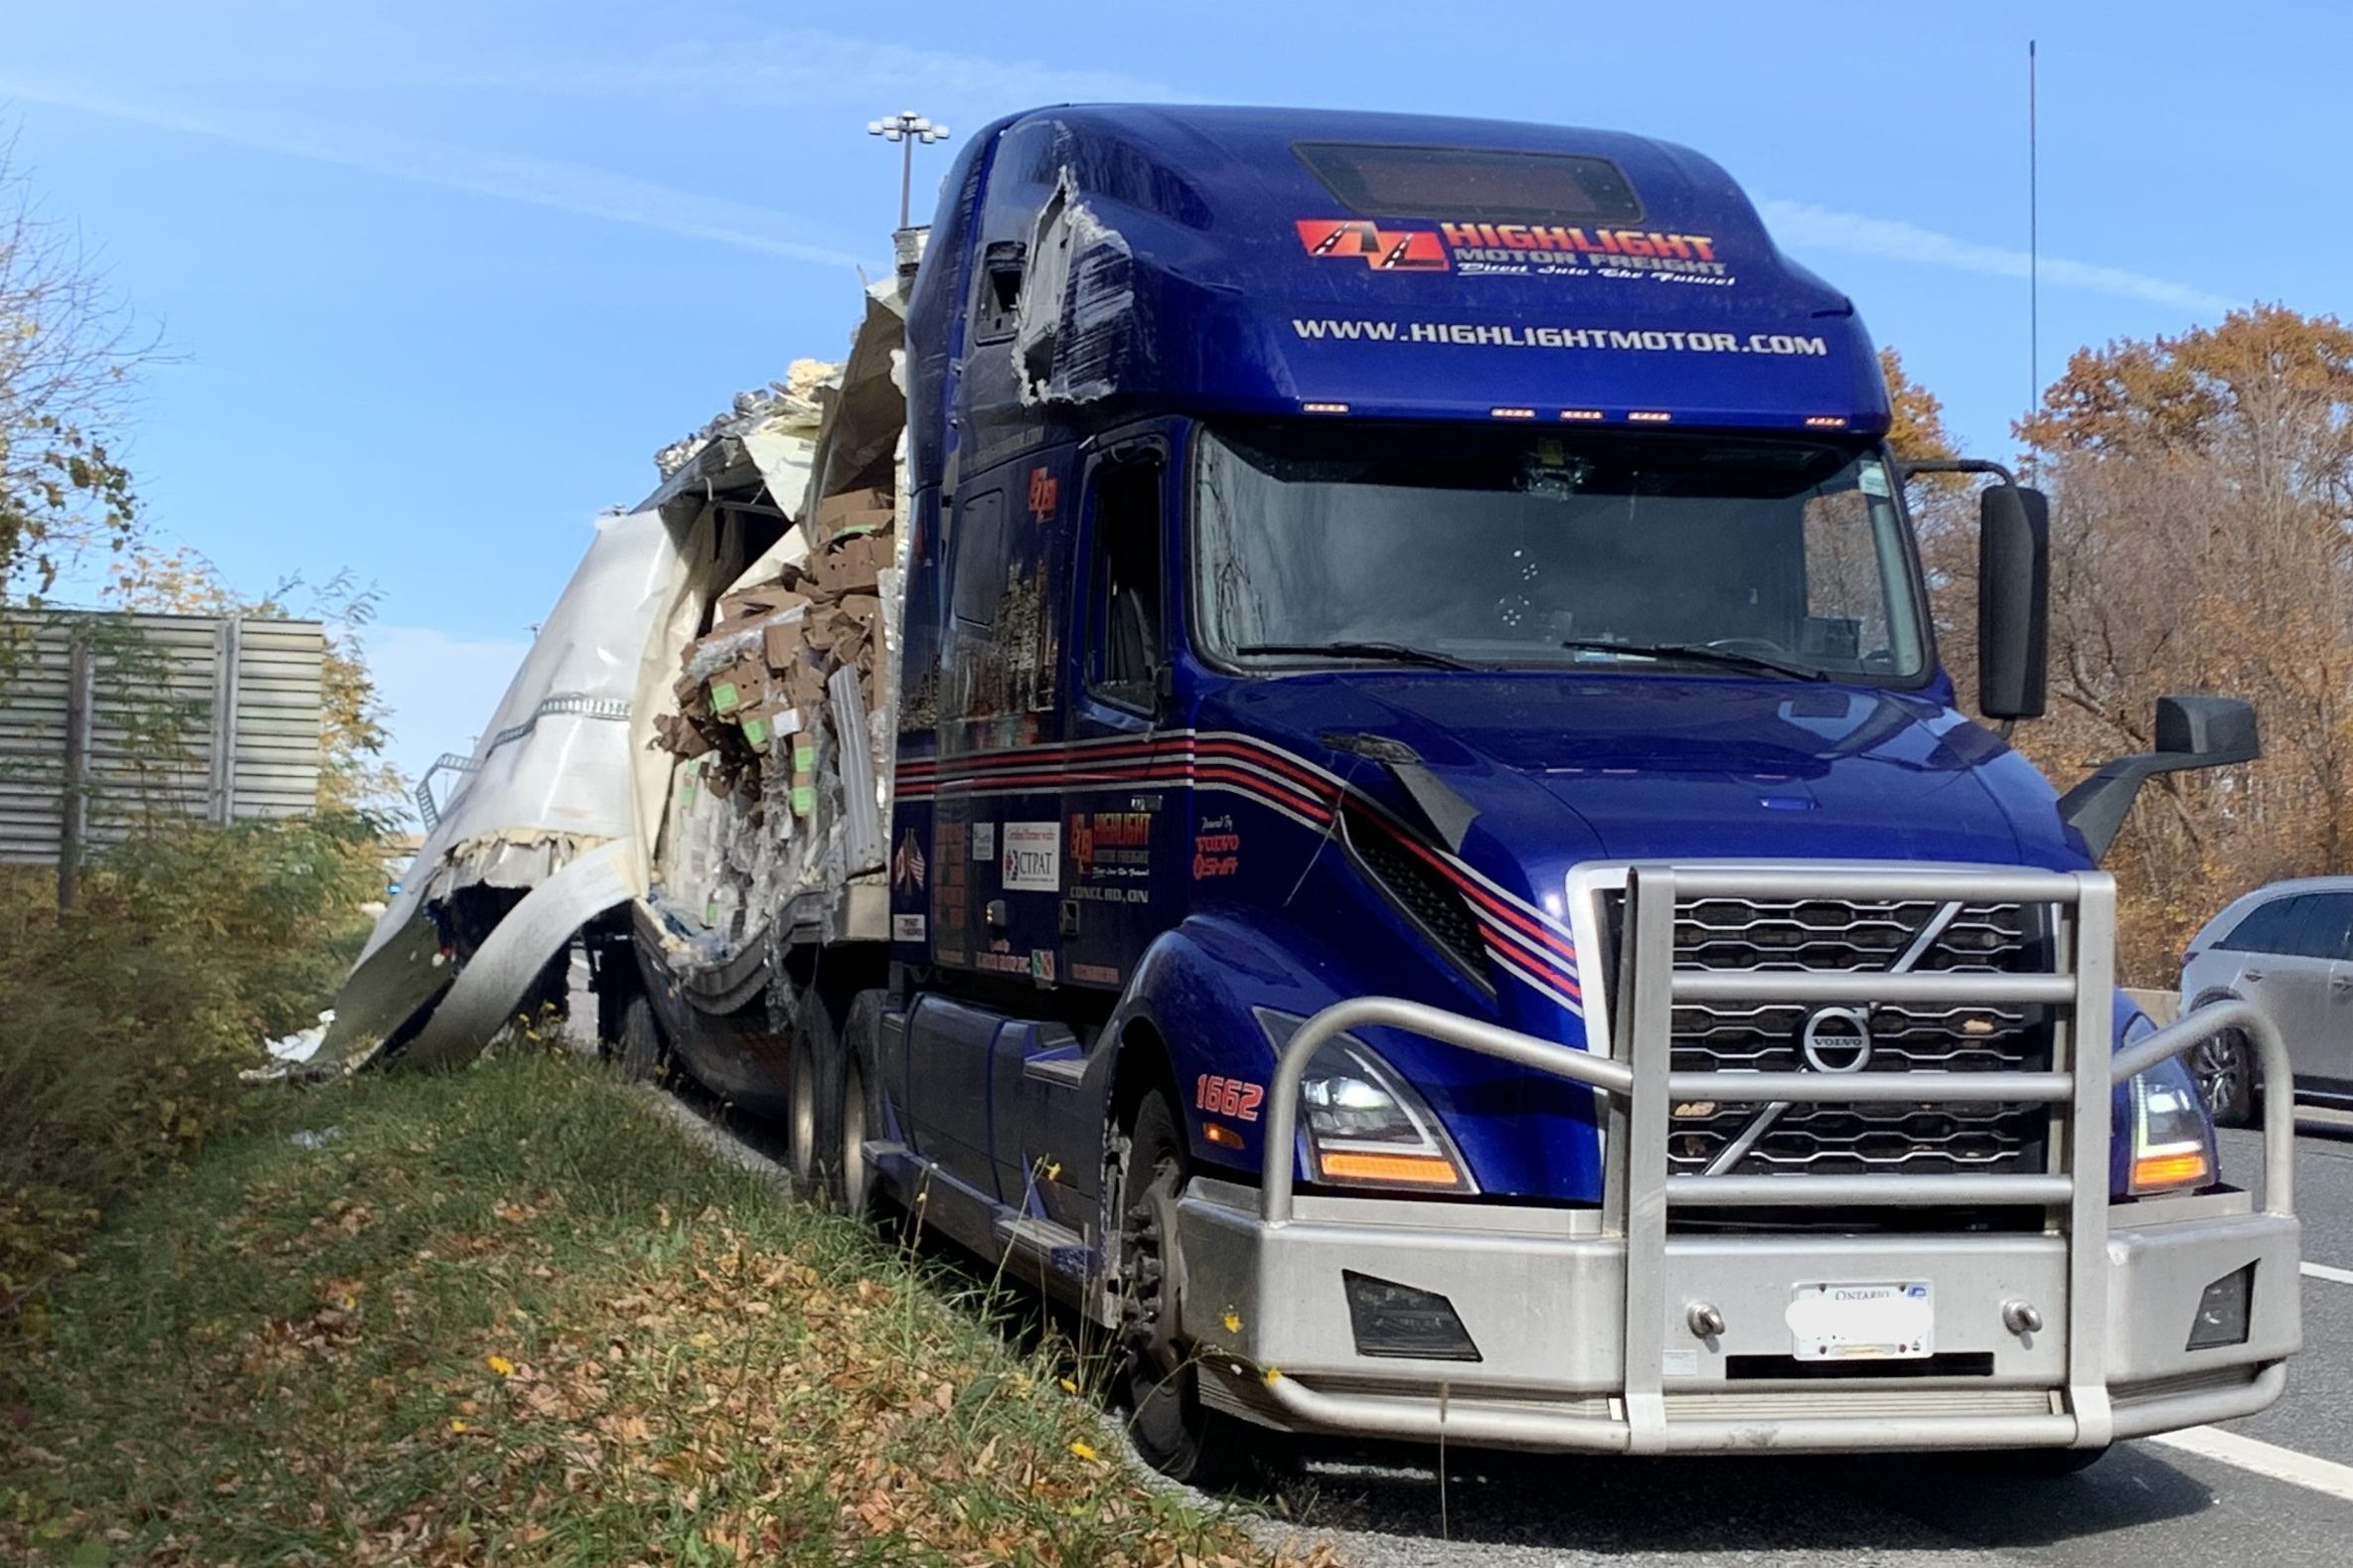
902,485,1011,1189
903,457,1078,1201
1057,440,1175,997
983,440,1174,1219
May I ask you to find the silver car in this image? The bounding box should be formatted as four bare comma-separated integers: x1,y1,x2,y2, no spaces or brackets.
2179,875,2353,1124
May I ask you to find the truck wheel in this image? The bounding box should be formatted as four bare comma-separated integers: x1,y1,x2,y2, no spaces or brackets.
830,991,889,1219
789,986,840,1205
2192,1028,2256,1128
614,993,668,1084
1114,1088,1250,1487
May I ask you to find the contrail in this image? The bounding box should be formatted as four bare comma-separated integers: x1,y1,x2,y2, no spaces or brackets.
1758,199,2233,316
1,80,865,268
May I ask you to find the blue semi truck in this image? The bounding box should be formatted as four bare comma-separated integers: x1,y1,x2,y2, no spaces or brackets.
589,104,2302,1481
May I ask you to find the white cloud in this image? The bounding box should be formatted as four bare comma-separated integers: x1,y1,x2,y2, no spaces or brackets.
1758,199,2234,316
364,622,531,791
0,79,867,267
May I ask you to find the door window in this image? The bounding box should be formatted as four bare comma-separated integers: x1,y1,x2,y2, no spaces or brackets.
2286,893,2353,962
2219,894,2308,956
1083,456,1166,713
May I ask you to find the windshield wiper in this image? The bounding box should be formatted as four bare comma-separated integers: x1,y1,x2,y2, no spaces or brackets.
1236,640,1482,672
1556,637,1827,682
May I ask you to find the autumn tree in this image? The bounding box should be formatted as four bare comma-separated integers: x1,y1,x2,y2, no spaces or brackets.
2015,305,2353,978
0,135,147,608
1882,347,1958,466
1880,347,1989,710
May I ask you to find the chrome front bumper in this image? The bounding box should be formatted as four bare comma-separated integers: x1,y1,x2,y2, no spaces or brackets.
1175,865,2301,1455
1177,1182,2296,1452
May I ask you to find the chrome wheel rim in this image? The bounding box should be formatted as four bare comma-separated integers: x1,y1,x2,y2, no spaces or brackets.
2192,1033,2246,1117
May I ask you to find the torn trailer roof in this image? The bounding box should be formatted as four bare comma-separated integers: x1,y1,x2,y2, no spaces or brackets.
321,273,912,1073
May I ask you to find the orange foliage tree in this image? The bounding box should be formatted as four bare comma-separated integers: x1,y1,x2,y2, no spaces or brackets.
2010,306,2353,980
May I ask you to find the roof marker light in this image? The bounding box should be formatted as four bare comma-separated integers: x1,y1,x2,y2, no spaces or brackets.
1559,408,1605,421
1302,401,1351,415
1628,410,1673,423
1804,414,1850,428
1490,406,1537,420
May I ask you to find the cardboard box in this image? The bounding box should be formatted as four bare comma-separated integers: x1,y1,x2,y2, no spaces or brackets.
828,624,870,671
707,653,768,716
811,486,890,543
713,585,779,626
820,508,892,548
782,660,830,715
717,583,808,628
737,699,797,749
673,676,714,721
811,549,878,595
763,619,807,673
825,590,880,631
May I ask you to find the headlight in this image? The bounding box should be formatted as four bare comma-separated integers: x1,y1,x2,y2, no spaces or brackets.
1257,1011,1476,1194
2123,1018,2217,1195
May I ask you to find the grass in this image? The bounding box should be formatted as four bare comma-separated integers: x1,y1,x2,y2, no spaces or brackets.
0,1048,1323,1566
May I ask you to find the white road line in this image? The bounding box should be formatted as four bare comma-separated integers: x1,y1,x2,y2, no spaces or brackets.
2145,1424,2353,1503
2303,1261,2353,1286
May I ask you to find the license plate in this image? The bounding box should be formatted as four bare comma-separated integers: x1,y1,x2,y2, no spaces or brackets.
1787,1281,1934,1361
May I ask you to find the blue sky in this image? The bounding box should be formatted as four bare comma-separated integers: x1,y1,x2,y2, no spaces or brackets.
3,1,2338,793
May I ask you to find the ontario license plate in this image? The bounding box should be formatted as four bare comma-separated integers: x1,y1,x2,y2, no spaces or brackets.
1787,1281,1934,1361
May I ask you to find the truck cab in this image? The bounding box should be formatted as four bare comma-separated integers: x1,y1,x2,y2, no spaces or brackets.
845,105,2296,1479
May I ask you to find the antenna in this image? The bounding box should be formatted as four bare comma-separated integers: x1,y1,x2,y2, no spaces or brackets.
2029,40,2039,418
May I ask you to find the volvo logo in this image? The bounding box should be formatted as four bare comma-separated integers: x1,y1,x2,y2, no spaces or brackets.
1799,1007,1875,1073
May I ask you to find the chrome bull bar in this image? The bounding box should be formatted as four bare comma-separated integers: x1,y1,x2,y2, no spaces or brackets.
1251,864,2297,1453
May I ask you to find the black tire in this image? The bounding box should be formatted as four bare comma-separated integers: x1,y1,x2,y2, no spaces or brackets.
830,991,889,1218
1115,1088,1254,1488
789,985,839,1203
614,992,668,1084
2192,1026,2257,1128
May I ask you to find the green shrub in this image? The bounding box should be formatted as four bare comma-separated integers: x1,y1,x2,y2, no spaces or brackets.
0,812,385,1321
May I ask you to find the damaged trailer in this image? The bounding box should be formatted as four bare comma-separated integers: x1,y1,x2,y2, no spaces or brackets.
333,104,2298,1485
324,277,914,1096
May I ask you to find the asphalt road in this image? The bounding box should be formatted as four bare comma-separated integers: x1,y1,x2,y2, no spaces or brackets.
1244,1118,2353,1567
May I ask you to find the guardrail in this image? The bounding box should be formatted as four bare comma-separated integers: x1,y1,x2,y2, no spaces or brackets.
1252,863,2296,1453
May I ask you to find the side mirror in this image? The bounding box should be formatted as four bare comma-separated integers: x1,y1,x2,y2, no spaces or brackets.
2058,695,2260,861
1977,484,2050,721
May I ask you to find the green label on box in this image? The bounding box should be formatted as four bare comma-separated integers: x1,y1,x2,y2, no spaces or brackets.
741,714,771,746
709,679,742,713
790,785,816,816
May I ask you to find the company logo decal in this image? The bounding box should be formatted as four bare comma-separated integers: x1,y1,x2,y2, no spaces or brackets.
1069,809,1152,879
1798,1007,1875,1074
1026,465,1059,520
1296,219,1450,271
1001,821,1061,892
1298,218,1731,284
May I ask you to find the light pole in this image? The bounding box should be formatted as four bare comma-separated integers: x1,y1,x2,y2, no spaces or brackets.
867,110,951,230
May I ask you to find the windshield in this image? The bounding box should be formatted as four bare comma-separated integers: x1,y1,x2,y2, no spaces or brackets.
1192,424,1930,682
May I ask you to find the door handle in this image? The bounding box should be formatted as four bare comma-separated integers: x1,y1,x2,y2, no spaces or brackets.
2244,970,2267,983
2334,976,2353,993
